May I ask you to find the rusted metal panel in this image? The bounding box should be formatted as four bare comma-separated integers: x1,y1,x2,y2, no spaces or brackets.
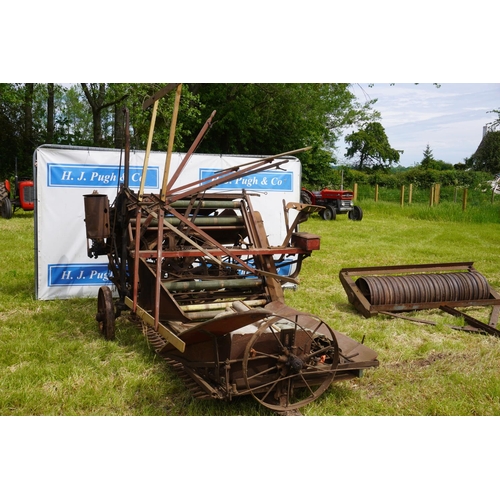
292,232,321,251
83,193,110,239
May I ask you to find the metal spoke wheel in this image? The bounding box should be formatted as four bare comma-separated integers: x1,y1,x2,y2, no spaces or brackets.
96,285,115,340
242,313,339,412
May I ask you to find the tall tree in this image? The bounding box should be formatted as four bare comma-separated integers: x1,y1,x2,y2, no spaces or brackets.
56,85,92,145
0,83,22,177
471,130,500,174
80,84,128,146
112,83,200,152
487,108,500,131
0,83,50,177
421,144,434,169
344,122,401,170
184,83,378,184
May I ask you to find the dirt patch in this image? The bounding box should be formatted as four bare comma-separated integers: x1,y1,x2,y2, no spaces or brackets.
386,350,470,371
413,352,448,368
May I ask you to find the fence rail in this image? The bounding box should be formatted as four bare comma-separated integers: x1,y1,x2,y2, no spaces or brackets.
351,183,499,212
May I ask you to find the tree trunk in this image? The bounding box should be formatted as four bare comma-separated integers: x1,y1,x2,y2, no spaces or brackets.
81,83,105,146
114,104,124,149
24,84,34,157
92,107,103,146
24,84,33,133
47,83,54,144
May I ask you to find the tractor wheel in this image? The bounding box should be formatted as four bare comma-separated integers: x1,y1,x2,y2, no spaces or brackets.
1,197,13,219
300,191,312,205
96,286,115,340
320,206,336,221
348,205,363,221
0,182,8,202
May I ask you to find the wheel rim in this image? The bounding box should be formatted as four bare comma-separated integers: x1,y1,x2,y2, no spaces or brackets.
97,286,115,340
349,206,362,220
321,207,333,221
242,313,339,412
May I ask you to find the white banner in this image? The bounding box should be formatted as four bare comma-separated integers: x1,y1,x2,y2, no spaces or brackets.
35,145,302,300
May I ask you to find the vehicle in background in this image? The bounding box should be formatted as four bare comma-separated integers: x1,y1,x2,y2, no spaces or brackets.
300,187,363,221
0,160,35,219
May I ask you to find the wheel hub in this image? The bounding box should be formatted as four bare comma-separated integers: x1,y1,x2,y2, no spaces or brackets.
286,354,304,373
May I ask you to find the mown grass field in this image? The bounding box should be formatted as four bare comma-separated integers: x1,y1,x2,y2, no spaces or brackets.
1,195,500,416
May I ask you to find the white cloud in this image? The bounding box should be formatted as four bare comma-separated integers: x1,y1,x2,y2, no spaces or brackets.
338,83,499,166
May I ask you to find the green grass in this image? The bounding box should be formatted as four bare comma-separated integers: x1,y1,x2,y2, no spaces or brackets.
2,201,500,416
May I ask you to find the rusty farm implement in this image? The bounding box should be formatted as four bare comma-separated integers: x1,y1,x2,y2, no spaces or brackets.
339,262,500,336
82,84,379,413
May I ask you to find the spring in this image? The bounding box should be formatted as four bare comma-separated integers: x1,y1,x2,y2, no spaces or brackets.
355,271,490,306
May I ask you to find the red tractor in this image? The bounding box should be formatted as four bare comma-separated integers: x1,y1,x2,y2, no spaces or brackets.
301,187,363,221
0,162,35,219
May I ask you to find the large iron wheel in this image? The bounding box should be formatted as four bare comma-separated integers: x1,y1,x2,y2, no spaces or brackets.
96,285,115,340
242,313,339,412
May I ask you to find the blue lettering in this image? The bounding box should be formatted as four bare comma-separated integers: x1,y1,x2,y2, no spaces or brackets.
47,164,159,189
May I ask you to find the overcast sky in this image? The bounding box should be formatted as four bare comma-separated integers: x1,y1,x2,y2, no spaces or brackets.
337,83,499,167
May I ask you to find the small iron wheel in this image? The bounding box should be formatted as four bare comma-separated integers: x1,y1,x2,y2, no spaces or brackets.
242,313,339,412
96,285,115,340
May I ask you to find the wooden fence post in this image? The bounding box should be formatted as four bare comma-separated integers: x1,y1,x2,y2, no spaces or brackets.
375,184,379,202
462,188,468,211
353,183,358,202
430,185,434,206
400,185,405,208
434,183,441,205
408,184,413,204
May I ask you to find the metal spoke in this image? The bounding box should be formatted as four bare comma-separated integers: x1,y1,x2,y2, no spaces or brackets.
245,364,279,382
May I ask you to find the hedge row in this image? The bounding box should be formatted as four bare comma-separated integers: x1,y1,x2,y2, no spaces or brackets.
310,167,493,191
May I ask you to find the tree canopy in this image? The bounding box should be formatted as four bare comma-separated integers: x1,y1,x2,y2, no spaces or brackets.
344,122,402,170
0,83,497,187
0,83,378,182
418,144,454,171
471,130,500,174
183,83,379,185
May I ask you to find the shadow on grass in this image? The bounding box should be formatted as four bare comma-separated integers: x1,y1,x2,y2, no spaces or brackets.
9,211,35,220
